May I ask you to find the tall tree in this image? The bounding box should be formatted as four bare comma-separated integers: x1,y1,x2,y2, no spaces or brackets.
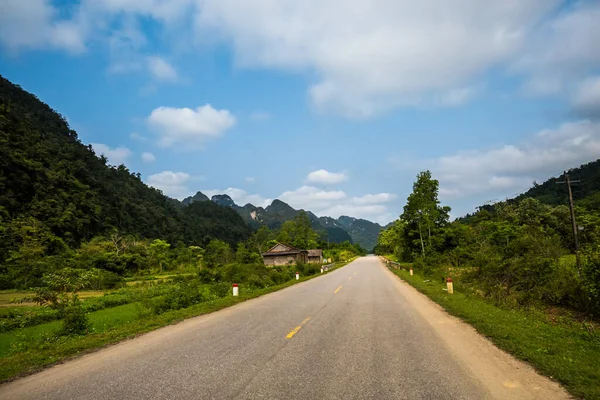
401,171,450,256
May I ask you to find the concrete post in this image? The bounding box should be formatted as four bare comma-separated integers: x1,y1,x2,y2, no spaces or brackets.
232,283,239,296
446,277,453,294
410,268,413,276
296,272,299,280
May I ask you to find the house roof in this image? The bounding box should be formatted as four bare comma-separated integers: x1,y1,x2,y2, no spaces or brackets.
263,251,306,257
307,249,323,257
263,242,308,257
265,242,298,253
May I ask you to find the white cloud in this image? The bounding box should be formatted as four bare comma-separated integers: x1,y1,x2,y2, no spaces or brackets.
147,104,236,148
6,1,600,118
572,76,600,119
147,56,178,82
203,188,271,208
147,170,192,199
352,193,397,205
141,152,156,163
279,186,347,210
130,132,147,141
245,177,255,183
428,119,600,200
0,0,86,53
195,0,558,116
90,143,132,165
306,169,348,185
250,111,271,121
513,2,600,97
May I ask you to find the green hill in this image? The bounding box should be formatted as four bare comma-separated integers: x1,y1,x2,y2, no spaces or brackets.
515,159,600,209
0,75,250,272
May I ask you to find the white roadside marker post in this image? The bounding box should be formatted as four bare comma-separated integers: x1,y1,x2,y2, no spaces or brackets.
446,277,453,295
232,283,239,296
410,268,413,276
321,266,324,273
296,272,300,280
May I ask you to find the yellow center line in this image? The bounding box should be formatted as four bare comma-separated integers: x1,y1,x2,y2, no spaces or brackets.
354,272,357,275
285,317,311,339
334,285,343,294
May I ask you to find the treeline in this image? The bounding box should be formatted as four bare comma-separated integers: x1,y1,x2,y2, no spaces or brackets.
376,169,600,316
1,209,364,289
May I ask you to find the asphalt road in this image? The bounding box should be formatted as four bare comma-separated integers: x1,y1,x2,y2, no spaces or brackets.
1,257,569,400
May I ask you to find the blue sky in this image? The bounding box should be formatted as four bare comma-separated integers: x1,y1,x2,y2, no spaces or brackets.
1,0,599,224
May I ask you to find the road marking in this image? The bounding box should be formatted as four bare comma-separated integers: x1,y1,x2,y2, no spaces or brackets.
285,317,311,339
354,272,357,275
334,285,343,294
349,277,352,280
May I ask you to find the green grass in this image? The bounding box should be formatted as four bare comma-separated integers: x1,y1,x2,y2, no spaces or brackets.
0,260,353,382
388,266,600,400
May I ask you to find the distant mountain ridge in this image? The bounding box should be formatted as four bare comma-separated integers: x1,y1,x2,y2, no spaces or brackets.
182,192,383,250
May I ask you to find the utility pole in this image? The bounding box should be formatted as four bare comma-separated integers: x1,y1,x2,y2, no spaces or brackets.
557,172,581,273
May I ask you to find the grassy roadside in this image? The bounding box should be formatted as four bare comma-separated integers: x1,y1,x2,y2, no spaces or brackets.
385,263,600,399
0,260,354,382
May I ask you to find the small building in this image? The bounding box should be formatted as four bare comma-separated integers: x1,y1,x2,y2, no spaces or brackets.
262,243,308,266
307,249,323,264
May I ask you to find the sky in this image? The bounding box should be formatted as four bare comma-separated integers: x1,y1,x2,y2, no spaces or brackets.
1,0,599,225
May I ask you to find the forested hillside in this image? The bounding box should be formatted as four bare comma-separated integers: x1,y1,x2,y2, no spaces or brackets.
515,159,600,210
0,75,250,287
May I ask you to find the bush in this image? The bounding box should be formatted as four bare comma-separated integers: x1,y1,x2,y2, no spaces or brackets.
60,296,90,336
582,249,600,316
145,282,205,315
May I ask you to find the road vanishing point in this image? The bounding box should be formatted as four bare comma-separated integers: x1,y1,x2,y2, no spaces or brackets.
1,257,570,400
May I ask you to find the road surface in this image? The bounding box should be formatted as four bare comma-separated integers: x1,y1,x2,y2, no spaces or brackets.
1,257,569,399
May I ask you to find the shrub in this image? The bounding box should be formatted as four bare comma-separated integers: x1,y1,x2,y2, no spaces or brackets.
60,295,90,336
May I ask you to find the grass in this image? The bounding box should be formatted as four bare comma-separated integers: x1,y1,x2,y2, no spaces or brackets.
387,264,600,400
0,260,353,382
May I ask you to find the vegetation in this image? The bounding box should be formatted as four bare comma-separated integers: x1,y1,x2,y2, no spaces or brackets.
376,167,600,316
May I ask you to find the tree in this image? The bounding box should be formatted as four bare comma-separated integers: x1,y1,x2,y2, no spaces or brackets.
204,239,232,268
149,239,170,273
277,212,319,249
401,171,450,257
252,226,273,256
33,268,100,335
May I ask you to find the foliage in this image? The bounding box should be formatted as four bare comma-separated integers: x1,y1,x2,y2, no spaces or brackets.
400,171,450,257
377,169,600,316
32,268,99,335
276,211,319,249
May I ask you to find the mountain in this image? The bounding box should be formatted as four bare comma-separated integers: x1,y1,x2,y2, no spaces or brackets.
337,216,383,252
185,191,381,250
182,191,209,205
0,74,251,264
